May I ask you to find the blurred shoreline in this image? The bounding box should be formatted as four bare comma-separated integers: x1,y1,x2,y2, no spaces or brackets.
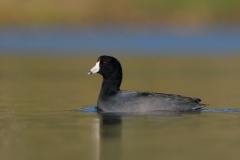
1,0,239,56
0,0,239,27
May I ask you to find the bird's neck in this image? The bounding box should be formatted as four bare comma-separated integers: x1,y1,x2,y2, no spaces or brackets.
99,71,122,97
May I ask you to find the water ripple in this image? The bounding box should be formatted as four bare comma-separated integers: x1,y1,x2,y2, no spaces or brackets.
202,108,240,113
79,107,240,114
78,106,98,112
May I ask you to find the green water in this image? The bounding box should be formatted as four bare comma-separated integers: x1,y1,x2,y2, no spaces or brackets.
1,56,240,160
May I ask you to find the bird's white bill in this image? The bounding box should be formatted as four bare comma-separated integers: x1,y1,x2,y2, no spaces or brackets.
88,61,100,75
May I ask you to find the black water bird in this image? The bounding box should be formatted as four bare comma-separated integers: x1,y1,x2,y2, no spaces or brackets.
88,55,206,112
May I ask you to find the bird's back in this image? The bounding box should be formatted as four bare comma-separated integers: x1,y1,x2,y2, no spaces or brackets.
97,90,206,112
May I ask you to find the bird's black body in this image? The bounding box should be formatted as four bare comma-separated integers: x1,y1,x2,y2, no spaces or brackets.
88,55,206,112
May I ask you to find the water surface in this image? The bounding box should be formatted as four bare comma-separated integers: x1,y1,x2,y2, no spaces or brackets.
0,26,240,54
1,56,240,160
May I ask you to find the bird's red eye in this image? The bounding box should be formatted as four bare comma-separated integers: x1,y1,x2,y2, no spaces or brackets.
103,61,107,65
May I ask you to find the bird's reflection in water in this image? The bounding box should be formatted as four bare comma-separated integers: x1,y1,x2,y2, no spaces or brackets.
92,112,122,160
91,110,202,160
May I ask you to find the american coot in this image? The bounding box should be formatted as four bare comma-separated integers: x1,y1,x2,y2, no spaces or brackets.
88,55,206,112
